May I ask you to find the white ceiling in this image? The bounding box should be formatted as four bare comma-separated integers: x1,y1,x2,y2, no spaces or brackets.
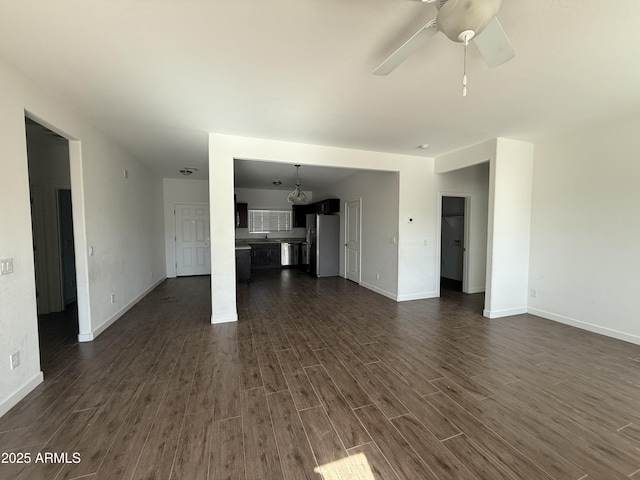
233,159,368,191
2,0,640,184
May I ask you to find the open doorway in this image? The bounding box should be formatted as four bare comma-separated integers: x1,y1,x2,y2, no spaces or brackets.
25,117,78,374
440,196,467,293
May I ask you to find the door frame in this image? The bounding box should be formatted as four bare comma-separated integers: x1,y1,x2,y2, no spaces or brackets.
25,113,90,342
437,192,471,295
344,198,362,284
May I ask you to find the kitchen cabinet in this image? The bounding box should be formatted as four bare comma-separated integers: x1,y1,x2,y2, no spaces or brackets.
235,247,251,282
315,198,340,214
292,204,312,228
292,199,340,228
250,243,281,269
236,202,248,228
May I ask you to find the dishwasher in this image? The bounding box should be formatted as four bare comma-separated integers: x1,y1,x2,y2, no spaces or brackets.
280,242,300,266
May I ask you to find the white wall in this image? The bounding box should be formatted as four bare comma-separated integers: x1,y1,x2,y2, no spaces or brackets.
0,60,166,417
314,170,400,299
529,115,640,345
163,178,209,278
234,187,308,240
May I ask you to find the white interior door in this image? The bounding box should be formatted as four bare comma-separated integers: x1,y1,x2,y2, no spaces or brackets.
175,204,211,276
345,199,361,283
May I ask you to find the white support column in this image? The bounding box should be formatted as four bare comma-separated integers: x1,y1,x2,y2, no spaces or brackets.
483,138,534,318
209,134,238,324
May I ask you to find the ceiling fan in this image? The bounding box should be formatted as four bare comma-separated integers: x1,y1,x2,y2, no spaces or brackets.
374,0,514,94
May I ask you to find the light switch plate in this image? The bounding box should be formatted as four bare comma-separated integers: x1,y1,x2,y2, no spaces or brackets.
10,351,19,370
0,258,13,275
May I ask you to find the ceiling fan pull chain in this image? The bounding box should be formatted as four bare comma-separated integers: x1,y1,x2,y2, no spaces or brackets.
462,36,468,97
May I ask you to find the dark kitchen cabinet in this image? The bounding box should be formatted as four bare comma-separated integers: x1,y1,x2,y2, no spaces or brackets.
250,243,281,269
236,202,248,228
315,198,340,214
235,248,251,282
292,199,340,228
292,204,312,228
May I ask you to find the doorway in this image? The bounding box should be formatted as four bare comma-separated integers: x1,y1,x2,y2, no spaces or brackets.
58,189,77,306
25,117,79,373
440,196,468,293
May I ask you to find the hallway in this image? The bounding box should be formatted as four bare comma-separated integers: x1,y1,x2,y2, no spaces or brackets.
0,271,638,479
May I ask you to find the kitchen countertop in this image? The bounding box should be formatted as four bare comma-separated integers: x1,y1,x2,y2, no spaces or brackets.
235,238,306,246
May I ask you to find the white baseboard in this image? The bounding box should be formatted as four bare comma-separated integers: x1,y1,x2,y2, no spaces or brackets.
360,282,398,301
211,313,238,324
77,331,94,342
528,307,640,346
0,371,44,418
466,286,485,294
483,306,528,319
396,291,439,302
79,277,166,343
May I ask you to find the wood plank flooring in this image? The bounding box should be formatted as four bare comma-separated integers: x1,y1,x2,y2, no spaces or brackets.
1,269,640,479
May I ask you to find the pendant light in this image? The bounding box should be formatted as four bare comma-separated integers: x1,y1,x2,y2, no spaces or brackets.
287,164,307,204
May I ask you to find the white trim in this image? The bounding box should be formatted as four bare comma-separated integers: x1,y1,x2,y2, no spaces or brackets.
78,277,166,342
483,306,527,318
211,313,238,324
466,286,485,294
360,282,397,301
528,308,640,346
68,139,92,342
0,372,44,418
397,291,439,302
77,331,94,342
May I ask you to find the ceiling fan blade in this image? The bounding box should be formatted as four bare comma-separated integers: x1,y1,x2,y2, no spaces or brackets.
373,19,437,76
473,17,514,68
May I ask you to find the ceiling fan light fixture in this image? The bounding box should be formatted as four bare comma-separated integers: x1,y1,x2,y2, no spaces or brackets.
287,164,307,204
436,0,502,42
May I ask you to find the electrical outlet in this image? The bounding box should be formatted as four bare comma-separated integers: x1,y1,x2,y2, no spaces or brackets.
376,273,380,280
149,271,153,278
110,294,115,303
0,258,14,275
530,289,537,298
10,351,19,370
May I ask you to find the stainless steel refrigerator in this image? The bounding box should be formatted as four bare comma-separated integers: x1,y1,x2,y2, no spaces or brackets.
306,213,340,277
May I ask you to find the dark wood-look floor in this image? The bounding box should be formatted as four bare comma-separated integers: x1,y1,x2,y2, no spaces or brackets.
1,269,640,480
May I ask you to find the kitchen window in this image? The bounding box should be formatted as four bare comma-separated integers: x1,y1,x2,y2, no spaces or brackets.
248,209,292,233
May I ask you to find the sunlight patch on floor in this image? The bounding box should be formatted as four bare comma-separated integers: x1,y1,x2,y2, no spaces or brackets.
314,452,376,480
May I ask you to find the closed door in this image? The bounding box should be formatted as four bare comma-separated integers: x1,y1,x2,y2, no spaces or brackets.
175,204,211,276
345,199,361,283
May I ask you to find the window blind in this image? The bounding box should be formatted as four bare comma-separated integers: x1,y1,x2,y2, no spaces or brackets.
248,209,292,233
